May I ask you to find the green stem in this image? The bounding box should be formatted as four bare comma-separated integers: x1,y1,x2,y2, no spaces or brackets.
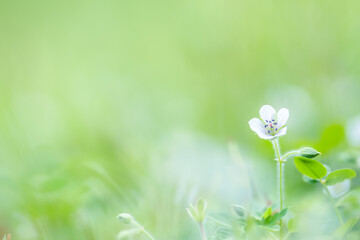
273,139,284,240
321,183,344,225
133,221,156,240
199,222,207,240
282,150,299,161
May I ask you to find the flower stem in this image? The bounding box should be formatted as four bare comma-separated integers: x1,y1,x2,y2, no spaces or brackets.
321,183,344,225
133,220,156,240
199,222,207,240
282,150,299,161
273,139,284,240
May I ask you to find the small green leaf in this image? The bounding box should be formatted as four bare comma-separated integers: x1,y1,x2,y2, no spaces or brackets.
333,217,359,240
279,208,287,218
266,208,287,225
294,157,327,179
263,207,272,219
326,169,357,186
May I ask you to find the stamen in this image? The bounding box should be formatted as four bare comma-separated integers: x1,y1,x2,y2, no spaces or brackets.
264,125,268,127
268,130,270,133
275,128,278,131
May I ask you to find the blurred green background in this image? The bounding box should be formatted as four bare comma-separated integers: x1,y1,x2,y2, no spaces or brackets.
1,0,360,239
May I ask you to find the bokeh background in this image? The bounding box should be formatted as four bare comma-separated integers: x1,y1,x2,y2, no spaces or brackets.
1,0,360,239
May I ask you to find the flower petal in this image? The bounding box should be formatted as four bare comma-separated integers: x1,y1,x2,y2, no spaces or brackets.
275,127,287,137
259,105,276,122
277,108,289,128
249,118,264,132
249,118,274,140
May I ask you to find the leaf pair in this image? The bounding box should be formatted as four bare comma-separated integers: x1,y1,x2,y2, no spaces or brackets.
186,198,208,223
294,156,356,185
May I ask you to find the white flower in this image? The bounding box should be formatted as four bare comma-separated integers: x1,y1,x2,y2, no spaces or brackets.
248,105,289,140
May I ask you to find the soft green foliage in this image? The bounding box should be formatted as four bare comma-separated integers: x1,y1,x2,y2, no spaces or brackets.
294,157,327,180
326,169,357,186
336,188,360,208
333,217,360,240
0,0,360,239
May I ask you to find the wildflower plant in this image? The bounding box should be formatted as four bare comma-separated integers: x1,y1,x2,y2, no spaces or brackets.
247,104,358,239
248,105,291,238
116,104,359,240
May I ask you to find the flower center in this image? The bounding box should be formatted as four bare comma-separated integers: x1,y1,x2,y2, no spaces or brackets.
264,119,278,135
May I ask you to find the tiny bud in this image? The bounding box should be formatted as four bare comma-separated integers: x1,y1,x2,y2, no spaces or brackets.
117,213,133,224
196,198,207,218
299,147,320,158
232,205,246,218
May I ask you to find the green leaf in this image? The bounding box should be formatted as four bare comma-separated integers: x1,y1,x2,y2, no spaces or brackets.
333,217,360,240
262,207,272,220
266,208,287,225
326,169,357,186
294,157,327,179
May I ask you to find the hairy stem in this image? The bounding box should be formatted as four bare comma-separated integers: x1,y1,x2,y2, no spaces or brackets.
273,139,284,240
282,150,299,161
321,183,344,225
